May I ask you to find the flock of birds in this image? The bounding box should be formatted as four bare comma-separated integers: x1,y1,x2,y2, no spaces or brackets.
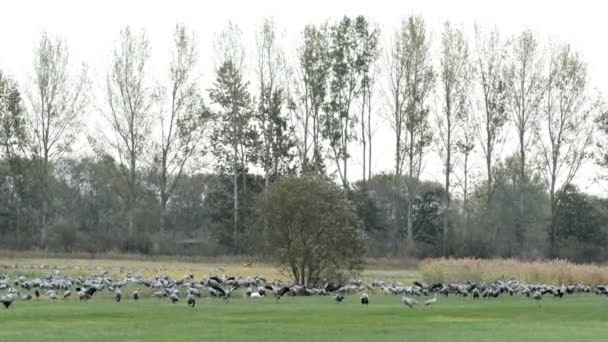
2,271,608,311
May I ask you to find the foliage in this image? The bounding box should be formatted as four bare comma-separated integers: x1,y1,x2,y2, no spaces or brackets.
256,175,366,285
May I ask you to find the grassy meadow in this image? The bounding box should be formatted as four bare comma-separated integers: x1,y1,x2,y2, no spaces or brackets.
1,255,608,341
1,293,607,341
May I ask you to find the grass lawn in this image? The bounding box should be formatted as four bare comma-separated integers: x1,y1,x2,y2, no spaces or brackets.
1,293,606,341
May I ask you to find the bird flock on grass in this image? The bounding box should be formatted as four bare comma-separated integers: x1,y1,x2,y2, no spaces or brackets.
1,272,607,311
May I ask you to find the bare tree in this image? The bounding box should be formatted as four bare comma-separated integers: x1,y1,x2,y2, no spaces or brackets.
386,16,434,248
26,32,88,247
436,22,470,256
102,26,154,239
255,19,293,193
473,25,508,210
537,44,595,257
385,20,409,251
153,24,208,235
505,29,545,245
355,18,380,182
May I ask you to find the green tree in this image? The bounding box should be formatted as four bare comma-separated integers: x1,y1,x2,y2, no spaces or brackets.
293,23,330,174
256,175,366,285
209,60,256,253
0,70,29,245
555,185,607,262
323,16,367,192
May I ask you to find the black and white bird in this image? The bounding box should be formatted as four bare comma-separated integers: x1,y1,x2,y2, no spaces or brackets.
402,296,417,308
133,289,140,301
170,293,179,304
187,293,196,308
1,294,15,309
360,293,369,305
334,292,345,303
115,289,122,302
48,291,58,301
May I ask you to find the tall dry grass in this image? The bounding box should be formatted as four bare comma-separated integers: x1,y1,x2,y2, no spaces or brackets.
419,258,608,286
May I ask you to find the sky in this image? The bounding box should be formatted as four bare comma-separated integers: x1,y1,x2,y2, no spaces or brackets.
0,0,606,195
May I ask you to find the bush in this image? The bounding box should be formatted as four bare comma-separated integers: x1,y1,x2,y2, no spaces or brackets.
419,257,608,286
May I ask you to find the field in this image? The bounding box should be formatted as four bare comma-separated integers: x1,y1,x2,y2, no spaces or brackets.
1,256,608,341
1,294,607,341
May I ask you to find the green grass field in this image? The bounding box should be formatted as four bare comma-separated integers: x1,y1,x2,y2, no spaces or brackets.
1,294,607,341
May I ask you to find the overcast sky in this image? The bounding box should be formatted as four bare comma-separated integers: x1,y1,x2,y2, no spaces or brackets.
1,0,606,194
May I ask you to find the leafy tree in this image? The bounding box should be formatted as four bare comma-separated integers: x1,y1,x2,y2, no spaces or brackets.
209,60,257,253
323,16,369,192
256,175,366,285
0,70,29,244
555,185,607,262
293,23,330,174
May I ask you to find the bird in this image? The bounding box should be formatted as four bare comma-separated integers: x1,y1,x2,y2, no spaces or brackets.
249,292,264,298
22,294,32,301
1,294,15,309
424,294,437,307
334,292,345,303
360,293,369,305
402,296,417,308
115,289,122,302
170,293,179,304
63,290,71,300
533,291,542,301
34,289,40,300
187,293,196,307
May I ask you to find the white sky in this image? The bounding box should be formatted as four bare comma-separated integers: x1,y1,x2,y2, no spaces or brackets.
0,0,606,195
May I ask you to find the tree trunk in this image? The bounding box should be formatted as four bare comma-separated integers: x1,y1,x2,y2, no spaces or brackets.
367,90,373,181
443,144,451,257
233,143,239,253
41,195,48,248
517,131,526,245
361,95,366,182
406,196,413,242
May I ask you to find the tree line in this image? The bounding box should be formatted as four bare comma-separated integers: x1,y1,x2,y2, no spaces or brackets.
0,16,607,261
